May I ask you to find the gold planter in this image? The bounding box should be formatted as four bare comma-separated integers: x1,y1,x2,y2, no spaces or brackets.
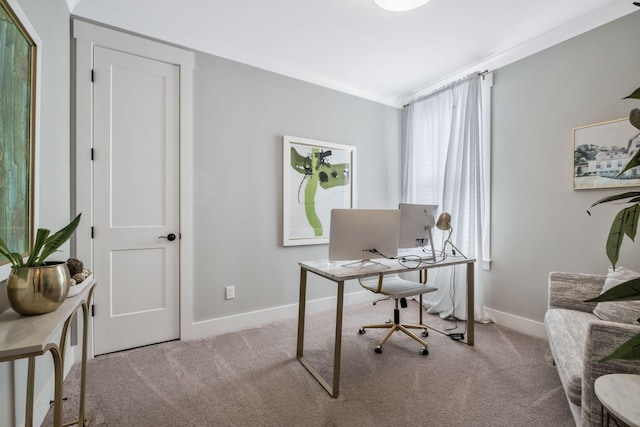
7,262,71,315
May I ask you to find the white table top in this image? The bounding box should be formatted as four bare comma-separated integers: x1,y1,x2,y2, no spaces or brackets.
0,280,95,360
300,255,475,281
595,373,640,427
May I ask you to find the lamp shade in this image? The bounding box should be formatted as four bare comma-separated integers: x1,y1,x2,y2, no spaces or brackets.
374,0,430,12
436,213,451,231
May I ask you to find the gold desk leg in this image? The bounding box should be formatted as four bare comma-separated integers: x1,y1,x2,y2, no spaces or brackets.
50,346,64,427
466,262,474,346
296,268,344,398
296,268,307,358
419,270,428,325
78,299,91,426
332,280,344,398
26,356,35,427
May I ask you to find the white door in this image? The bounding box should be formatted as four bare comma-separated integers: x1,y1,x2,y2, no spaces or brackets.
92,46,180,355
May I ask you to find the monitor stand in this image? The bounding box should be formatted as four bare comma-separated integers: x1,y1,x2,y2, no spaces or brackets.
341,259,390,269
424,226,436,262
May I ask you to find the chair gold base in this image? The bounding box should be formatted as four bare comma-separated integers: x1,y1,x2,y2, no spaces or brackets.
359,321,429,354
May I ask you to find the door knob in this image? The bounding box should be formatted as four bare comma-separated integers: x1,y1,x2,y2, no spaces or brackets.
159,233,177,241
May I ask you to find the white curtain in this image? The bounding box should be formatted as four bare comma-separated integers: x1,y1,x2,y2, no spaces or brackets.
402,73,490,322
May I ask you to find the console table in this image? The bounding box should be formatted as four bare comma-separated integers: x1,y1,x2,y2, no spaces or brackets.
296,256,475,398
0,280,96,427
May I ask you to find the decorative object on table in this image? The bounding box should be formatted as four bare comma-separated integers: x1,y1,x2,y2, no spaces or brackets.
0,0,39,265
435,212,466,258
66,257,91,286
573,118,640,190
282,135,356,246
0,214,82,315
587,84,640,361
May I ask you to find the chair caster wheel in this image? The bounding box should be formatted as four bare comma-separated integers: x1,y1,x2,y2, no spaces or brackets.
358,328,366,334
421,348,429,355
422,330,428,337
375,346,383,354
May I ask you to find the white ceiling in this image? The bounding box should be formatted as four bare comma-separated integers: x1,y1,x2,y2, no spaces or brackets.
68,0,637,107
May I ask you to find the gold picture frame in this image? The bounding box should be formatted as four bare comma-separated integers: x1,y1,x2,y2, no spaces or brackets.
0,0,37,265
573,118,640,190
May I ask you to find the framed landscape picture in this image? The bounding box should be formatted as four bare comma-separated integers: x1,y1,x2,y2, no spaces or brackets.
283,136,356,246
573,118,640,190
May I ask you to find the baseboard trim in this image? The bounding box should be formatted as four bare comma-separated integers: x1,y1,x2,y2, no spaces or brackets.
484,307,547,340
185,299,549,341
185,290,376,340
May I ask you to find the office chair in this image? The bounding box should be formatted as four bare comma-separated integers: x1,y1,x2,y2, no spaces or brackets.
358,273,437,355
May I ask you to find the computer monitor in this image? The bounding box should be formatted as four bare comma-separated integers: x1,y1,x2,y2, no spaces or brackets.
328,209,401,262
398,203,437,259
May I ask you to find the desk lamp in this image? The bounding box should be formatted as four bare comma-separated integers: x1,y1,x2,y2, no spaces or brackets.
436,213,466,258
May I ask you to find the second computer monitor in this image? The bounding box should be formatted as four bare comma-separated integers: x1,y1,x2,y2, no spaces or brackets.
398,203,438,249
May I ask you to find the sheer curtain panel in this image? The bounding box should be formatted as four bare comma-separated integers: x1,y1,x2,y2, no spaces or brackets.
402,74,490,322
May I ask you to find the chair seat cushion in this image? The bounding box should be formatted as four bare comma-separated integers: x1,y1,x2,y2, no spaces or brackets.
360,274,437,299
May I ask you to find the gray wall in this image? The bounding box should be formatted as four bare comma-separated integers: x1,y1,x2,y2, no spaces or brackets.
484,11,640,323
17,0,72,239
192,53,401,321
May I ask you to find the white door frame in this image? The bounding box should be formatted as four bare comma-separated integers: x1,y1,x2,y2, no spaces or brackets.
73,20,195,358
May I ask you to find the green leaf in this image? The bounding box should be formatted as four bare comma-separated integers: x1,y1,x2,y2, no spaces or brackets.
606,209,625,267
623,204,640,240
26,228,51,267
589,192,640,210
10,253,24,267
33,213,82,266
600,333,640,362
619,148,640,175
586,277,640,302
623,87,640,100
0,238,21,267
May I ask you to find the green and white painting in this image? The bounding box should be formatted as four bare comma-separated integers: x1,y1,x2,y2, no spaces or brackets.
283,136,355,246
0,0,35,265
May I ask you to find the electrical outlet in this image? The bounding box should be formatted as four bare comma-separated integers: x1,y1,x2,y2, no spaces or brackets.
225,285,235,300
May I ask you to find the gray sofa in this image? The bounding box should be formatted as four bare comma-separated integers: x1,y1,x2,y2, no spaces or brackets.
544,271,640,426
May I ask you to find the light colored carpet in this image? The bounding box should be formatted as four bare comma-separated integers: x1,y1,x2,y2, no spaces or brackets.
43,298,573,426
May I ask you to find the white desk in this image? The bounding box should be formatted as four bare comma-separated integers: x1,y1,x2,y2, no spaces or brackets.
296,256,475,398
0,280,96,427
595,373,640,427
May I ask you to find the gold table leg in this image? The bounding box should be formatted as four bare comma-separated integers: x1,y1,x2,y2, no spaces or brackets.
296,267,344,398
466,262,474,346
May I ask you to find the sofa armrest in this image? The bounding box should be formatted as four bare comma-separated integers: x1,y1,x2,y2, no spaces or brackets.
581,321,640,426
548,272,605,313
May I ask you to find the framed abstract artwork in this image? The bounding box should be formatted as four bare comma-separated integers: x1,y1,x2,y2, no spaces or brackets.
0,0,38,266
573,118,640,190
283,136,356,246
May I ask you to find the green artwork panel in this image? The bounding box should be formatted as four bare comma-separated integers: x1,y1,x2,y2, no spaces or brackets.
0,0,34,264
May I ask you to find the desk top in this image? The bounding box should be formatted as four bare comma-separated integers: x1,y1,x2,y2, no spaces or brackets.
300,255,475,281
595,373,640,427
0,280,96,360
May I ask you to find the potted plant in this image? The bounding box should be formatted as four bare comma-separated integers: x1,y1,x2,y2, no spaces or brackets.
587,86,640,361
0,213,81,315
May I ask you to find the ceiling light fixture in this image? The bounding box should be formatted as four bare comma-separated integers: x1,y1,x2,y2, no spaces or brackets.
374,0,431,12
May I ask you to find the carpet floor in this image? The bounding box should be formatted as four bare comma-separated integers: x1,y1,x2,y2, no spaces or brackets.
43,298,573,427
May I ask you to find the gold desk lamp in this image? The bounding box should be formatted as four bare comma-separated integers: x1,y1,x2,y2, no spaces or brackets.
436,213,466,258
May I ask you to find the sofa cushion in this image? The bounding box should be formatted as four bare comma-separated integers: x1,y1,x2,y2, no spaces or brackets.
544,308,597,406
593,266,640,325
